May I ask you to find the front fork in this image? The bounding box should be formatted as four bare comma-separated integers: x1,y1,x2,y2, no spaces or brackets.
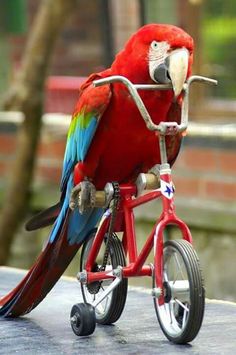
154,164,192,304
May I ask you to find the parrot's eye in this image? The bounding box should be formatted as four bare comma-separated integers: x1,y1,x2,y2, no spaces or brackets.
151,41,159,50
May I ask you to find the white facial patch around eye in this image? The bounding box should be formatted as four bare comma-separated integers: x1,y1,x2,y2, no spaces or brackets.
148,41,170,81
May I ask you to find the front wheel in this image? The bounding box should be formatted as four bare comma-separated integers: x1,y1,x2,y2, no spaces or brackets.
154,240,205,344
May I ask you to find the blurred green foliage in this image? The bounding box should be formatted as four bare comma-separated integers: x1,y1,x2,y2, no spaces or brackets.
0,0,27,34
203,1,236,98
0,0,27,95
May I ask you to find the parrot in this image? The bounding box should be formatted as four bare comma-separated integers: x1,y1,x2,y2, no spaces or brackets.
0,24,193,317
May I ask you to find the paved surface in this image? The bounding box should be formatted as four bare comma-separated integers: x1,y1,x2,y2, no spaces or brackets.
0,267,236,355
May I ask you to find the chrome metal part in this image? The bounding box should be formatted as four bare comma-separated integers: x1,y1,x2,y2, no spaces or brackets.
152,287,162,298
104,182,115,207
148,164,161,177
188,122,236,139
136,173,148,196
180,75,218,132
112,265,123,278
168,280,190,302
159,135,168,164
151,263,162,298
91,276,122,308
77,270,87,284
134,84,171,90
159,163,171,175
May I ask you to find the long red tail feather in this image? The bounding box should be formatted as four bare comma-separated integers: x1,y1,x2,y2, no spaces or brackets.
0,211,80,317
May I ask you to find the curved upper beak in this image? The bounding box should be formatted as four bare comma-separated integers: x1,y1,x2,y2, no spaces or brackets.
152,48,189,99
168,48,189,98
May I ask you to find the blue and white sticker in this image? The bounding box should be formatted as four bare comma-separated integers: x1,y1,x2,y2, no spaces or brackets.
160,179,175,199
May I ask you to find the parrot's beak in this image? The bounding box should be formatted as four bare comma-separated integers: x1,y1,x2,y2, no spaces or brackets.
167,48,189,98
152,48,189,99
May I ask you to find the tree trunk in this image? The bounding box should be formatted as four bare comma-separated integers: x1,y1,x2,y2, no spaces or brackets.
0,0,77,264
177,0,204,106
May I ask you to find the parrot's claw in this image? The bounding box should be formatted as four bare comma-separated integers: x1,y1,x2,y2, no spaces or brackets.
69,180,96,214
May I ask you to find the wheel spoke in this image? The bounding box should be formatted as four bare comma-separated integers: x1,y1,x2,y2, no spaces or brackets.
173,252,185,281
174,298,189,330
182,306,188,329
174,298,190,313
169,300,176,324
168,302,173,324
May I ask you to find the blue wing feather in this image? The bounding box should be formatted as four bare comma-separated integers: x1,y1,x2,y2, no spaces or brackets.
79,117,97,161
61,114,98,190
50,80,111,245
51,113,104,244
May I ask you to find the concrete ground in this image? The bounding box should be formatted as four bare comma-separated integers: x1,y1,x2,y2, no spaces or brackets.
0,267,235,355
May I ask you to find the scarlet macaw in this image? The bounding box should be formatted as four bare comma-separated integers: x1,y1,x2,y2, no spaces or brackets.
0,24,193,317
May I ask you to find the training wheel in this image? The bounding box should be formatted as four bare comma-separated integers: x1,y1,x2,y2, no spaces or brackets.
70,303,96,336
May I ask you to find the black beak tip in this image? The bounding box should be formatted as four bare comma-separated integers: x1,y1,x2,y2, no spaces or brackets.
153,63,171,84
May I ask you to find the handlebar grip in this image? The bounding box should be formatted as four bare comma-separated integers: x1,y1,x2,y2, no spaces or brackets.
94,191,106,207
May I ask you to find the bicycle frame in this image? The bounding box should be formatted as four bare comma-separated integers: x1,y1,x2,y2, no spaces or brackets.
82,165,192,299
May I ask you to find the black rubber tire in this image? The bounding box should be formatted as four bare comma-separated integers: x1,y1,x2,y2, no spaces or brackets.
154,239,205,344
70,303,96,336
80,231,128,325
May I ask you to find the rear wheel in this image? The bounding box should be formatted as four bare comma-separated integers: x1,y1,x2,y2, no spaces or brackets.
80,232,128,325
154,240,205,344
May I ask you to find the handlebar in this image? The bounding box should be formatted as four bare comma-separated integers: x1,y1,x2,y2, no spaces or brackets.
93,75,217,135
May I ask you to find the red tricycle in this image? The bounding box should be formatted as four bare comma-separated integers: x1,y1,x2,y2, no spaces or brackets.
70,75,217,344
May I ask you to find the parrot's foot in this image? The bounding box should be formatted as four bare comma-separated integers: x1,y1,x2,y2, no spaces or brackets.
70,180,96,214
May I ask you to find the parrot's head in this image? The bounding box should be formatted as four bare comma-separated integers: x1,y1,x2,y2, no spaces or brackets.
112,24,194,99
